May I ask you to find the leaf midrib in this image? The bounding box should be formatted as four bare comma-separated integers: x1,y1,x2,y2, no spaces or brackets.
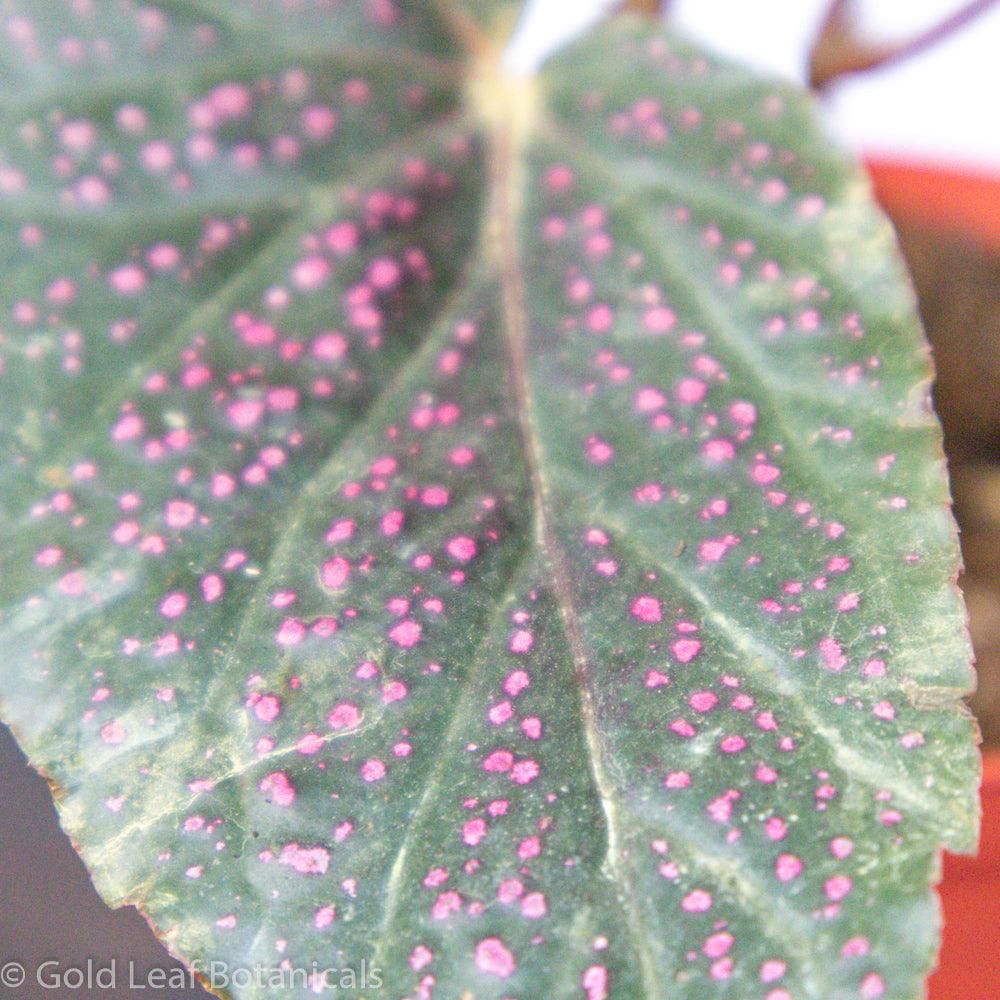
481,62,667,1000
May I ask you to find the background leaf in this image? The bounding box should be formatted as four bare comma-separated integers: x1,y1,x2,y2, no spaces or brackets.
0,2,977,998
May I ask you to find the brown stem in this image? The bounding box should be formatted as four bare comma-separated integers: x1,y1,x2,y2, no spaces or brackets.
879,0,1000,68
625,0,667,15
811,0,1000,90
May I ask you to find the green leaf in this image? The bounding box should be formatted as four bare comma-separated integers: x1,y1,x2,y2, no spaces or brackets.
0,2,978,998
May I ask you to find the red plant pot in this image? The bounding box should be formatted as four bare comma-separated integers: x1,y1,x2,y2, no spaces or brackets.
865,158,1000,999
929,752,1000,998
867,159,1000,254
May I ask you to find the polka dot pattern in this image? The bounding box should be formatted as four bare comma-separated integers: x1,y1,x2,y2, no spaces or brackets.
0,4,977,999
